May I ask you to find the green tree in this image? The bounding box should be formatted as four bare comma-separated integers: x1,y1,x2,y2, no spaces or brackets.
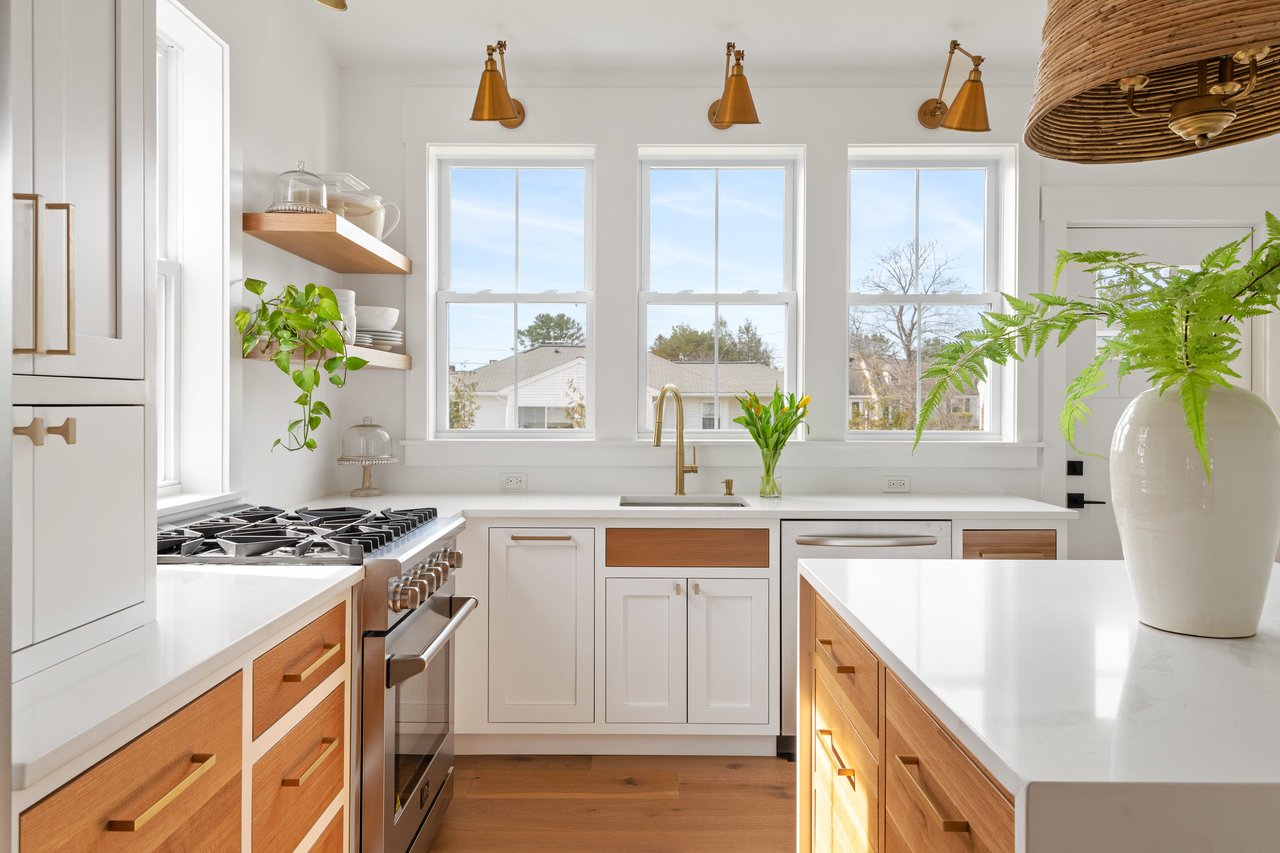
649,318,776,366
518,312,585,348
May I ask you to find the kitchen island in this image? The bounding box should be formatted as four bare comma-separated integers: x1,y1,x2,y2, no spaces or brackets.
798,558,1280,852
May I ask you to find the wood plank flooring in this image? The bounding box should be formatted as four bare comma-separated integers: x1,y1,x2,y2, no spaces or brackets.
432,754,796,852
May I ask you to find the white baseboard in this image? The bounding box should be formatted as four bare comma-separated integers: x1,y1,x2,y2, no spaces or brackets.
456,733,778,757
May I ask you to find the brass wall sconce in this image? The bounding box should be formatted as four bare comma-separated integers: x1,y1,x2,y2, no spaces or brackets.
918,40,990,132
313,0,348,9
708,42,760,129
471,40,526,129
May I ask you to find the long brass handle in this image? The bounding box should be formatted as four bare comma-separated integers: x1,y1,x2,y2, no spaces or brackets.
816,639,856,675
675,582,683,596
977,552,1044,560
47,417,76,445
12,193,43,355
692,582,701,595
13,418,45,446
510,534,572,542
44,202,75,356
282,736,339,787
816,730,856,788
106,753,217,831
282,643,340,683
894,755,969,833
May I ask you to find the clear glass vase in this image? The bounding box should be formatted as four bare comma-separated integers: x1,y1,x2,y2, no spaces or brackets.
759,450,782,498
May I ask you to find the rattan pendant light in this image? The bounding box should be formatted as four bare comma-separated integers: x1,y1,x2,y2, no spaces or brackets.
1025,0,1280,162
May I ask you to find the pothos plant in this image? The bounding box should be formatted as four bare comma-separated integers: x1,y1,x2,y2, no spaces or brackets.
914,214,1280,479
235,279,367,452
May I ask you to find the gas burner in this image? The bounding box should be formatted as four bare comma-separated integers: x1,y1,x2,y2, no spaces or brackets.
228,506,287,523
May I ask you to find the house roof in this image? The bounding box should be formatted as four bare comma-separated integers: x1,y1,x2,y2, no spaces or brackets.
452,345,783,396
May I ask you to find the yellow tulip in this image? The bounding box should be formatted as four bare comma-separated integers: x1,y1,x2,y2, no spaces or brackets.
798,395,811,408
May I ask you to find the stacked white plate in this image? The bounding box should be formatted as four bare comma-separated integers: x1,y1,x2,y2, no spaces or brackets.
358,329,404,351
332,288,358,345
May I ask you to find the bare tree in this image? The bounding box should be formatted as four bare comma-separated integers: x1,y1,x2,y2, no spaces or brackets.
565,378,587,429
449,374,480,430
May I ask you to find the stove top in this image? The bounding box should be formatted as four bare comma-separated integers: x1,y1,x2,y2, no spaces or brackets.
158,505,440,565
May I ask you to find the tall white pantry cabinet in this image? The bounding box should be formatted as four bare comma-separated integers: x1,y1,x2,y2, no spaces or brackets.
9,0,155,679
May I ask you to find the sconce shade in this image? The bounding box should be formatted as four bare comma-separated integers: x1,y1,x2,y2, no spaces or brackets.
1025,0,1280,162
941,69,990,131
471,57,519,122
713,63,760,126
313,0,347,8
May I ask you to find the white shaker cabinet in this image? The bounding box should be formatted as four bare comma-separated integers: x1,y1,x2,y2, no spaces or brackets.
687,577,770,725
10,0,147,379
488,528,595,723
605,578,688,724
12,406,148,650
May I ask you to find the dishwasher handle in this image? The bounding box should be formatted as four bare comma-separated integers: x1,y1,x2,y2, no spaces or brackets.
794,534,939,548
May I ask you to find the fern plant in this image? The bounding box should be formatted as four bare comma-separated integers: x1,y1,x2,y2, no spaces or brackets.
914,214,1280,479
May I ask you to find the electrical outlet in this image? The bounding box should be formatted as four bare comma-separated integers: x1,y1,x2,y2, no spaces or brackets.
500,472,528,491
882,475,911,493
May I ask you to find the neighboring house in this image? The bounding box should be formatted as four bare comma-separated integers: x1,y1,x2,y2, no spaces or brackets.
450,345,784,431
847,357,980,430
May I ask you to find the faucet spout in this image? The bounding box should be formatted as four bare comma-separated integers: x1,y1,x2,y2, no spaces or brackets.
654,384,698,495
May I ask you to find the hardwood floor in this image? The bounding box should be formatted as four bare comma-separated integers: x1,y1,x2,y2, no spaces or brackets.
432,754,796,852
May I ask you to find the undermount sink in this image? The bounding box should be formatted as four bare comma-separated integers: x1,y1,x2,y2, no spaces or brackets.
619,495,751,508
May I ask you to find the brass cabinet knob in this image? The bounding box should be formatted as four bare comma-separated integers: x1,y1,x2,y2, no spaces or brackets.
13,417,45,446
47,417,76,445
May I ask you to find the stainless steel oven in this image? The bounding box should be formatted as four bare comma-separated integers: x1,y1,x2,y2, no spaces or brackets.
358,524,474,852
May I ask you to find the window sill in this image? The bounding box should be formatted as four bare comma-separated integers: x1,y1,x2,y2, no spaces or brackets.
157,490,245,522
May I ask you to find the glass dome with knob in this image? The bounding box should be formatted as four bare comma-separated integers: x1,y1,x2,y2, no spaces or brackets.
337,417,397,496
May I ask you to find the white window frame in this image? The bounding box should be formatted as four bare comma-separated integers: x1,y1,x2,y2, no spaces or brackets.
847,151,1007,441
433,152,596,438
638,148,801,440
155,34,183,493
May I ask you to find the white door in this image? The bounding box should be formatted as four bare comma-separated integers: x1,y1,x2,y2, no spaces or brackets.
24,0,146,379
688,577,770,724
31,406,147,641
605,577,686,724
487,528,595,723
1060,226,1254,558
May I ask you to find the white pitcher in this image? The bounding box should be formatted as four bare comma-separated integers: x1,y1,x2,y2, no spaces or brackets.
332,191,401,241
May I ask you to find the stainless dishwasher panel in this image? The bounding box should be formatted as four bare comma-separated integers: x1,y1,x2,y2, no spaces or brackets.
779,519,952,754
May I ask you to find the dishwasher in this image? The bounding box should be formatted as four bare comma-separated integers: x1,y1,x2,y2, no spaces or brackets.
778,519,952,757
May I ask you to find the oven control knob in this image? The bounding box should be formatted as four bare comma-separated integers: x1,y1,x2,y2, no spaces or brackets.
388,581,421,613
403,576,430,601
445,548,463,569
430,561,450,583
408,566,439,595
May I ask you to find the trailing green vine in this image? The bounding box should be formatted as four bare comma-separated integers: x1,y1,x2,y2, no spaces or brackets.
914,213,1280,480
236,279,367,451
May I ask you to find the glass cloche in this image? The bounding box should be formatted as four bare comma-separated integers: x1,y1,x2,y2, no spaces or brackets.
266,160,329,214
337,417,397,497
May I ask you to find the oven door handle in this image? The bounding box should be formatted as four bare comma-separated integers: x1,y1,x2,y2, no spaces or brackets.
386,596,478,688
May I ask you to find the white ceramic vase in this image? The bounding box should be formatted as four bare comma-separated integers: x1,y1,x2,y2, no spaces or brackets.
1111,384,1280,638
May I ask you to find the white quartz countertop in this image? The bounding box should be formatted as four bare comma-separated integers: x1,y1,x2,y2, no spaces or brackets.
302,491,1075,520
11,563,362,791
800,558,1280,794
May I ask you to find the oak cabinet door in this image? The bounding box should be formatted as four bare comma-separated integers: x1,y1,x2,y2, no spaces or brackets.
687,577,770,724
605,577,687,723
488,528,596,723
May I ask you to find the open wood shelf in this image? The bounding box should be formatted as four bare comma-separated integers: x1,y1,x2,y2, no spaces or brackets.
242,212,412,274
243,343,411,371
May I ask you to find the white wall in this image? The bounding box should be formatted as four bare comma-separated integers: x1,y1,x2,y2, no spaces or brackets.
176,0,351,507
330,71,1280,499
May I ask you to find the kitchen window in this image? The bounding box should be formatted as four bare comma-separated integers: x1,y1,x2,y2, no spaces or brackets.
848,154,1003,438
639,150,799,438
435,156,594,435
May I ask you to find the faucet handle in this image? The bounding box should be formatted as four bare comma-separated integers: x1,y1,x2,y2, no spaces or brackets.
685,445,699,474
721,478,734,496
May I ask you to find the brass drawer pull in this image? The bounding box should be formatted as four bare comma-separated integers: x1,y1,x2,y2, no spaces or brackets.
47,417,76,445
12,193,43,355
816,639,856,675
13,417,45,446
977,551,1044,559
817,730,856,789
510,534,573,541
282,643,341,683
282,736,339,788
43,202,75,356
894,755,969,833
106,753,216,832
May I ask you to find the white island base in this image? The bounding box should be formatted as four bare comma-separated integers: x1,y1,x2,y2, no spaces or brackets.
798,558,1280,853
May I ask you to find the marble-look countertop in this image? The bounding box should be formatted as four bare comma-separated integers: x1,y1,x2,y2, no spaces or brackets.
800,558,1280,793
301,491,1075,520
11,563,363,790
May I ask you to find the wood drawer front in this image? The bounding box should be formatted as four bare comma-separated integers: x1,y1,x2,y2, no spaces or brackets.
312,806,345,853
961,529,1056,560
254,602,346,739
884,674,1013,853
605,528,770,567
20,673,242,852
816,664,878,852
815,598,881,749
253,685,346,853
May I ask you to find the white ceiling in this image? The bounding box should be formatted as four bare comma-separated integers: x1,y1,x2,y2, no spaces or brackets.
307,0,1048,87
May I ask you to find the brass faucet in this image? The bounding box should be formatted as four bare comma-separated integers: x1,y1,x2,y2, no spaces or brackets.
653,384,699,496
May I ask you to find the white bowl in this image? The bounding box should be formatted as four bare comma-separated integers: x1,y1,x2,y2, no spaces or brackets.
355,305,400,332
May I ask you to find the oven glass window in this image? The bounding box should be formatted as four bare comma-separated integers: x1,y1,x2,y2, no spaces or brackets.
393,647,450,816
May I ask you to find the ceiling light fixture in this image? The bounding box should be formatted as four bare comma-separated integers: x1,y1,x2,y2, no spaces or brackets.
918,40,990,132
1025,0,1280,162
313,0,348,10
471,40,526,129
708,42,760,129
